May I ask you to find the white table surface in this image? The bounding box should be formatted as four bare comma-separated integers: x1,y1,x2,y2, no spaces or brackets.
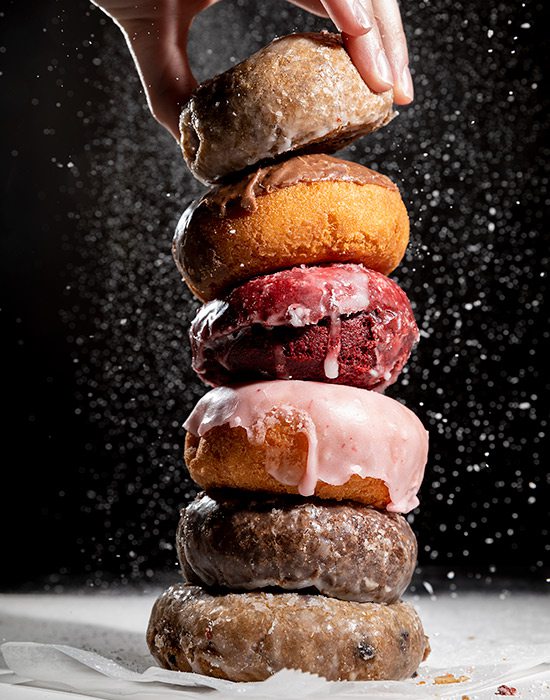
1,587,549,699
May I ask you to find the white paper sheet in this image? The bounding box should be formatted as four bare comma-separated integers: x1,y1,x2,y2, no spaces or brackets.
1,641,550,700
1,591,550,699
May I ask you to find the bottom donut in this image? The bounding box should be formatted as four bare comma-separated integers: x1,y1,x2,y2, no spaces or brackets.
147,584,430,682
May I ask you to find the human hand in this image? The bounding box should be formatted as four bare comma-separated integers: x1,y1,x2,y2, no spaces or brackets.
92,0,413,140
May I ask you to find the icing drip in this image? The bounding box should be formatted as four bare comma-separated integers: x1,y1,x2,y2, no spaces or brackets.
191,264,376,382
184,380,429,513
319,283,344,379
189,264,419,391
273,344,289,379
324,312,341,379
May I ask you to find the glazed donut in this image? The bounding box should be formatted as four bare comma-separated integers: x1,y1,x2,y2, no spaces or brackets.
190,264,419,389
184,381,428,513
147,584,430,681
180,33,394,184
178,493,417,603
173,154,409,301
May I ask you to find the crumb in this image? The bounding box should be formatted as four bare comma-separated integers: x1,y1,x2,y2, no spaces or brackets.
462,696,471,700
417,680,426,685
433,673,470,685
496,686,517,696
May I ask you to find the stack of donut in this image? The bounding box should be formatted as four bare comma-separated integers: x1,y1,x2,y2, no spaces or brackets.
147,32,431,682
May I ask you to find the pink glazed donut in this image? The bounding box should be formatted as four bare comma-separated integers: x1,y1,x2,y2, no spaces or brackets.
184,380,428,512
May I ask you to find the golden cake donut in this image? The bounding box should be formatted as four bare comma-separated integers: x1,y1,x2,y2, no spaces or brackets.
184,381,429,512
173,154,409,301
185,426,390,507
178,493,418,603
147,584,429,681
180,32,394,184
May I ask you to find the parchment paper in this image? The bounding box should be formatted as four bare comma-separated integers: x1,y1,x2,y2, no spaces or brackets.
1,640,550,699
1,591,549,699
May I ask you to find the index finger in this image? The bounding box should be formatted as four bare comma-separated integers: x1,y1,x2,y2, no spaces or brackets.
372,0,413,103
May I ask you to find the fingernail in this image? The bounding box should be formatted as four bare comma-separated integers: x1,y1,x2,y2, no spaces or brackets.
376,49,393,87
352,0,372,31
401,65,414,101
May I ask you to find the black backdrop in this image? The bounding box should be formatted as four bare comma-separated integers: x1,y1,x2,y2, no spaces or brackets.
1,0,548,589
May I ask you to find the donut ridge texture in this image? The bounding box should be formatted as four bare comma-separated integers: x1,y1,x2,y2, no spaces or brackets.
180,32,395,183
178,492,417,603
147,584,430,681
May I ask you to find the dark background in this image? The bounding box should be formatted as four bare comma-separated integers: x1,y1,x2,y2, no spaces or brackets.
1,0,548,590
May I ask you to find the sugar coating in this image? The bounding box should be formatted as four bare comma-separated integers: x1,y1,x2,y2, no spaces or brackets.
147,583,430,681
180,33,394,183
178,493,418,602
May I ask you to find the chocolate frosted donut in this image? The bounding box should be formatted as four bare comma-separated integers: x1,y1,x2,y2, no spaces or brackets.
190,264,419,390
180,33,394,184
178,493,417,603
173,154,409,301
147,584,430,681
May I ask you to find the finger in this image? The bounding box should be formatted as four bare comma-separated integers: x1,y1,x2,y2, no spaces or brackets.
320,0,373,35
343,12,394,94
372,0,412,103
118,16,196,140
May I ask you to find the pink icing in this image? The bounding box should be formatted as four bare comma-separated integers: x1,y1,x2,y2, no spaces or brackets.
184,380,429,513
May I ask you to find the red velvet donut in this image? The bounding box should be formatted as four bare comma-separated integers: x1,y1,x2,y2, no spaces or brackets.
190,264,419,390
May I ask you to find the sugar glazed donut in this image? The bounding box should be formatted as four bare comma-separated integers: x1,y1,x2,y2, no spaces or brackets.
173,154,409,301
184,381,429,513
147,584,430,681
178,493,417,603
180,33,395,183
